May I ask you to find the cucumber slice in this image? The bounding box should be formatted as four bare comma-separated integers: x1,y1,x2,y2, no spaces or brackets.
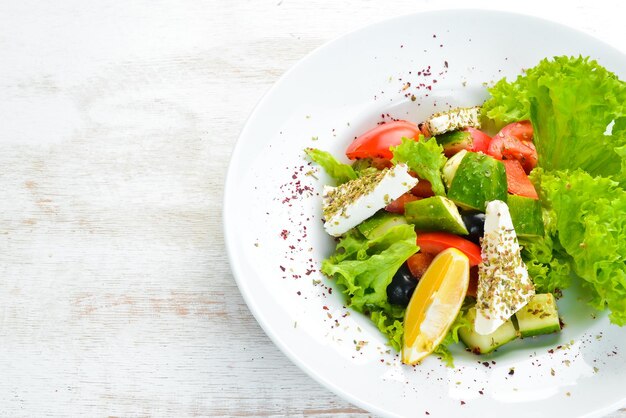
515,293,561,338
442,149,467,189
436,130,472,156
459,307,518,354
507,194,545,238
357,211,407,239
447,152,507,211
404,196,468,235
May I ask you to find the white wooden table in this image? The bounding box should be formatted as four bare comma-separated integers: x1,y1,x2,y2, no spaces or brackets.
0,1,624,416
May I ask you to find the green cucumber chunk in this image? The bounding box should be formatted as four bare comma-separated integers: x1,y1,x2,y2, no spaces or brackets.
435,130,472,156
446,152,507,211
442,149,467,189
459,307,518,354
507,194,545,238
515,293,561,338
404,196,468,235
357,211,407,239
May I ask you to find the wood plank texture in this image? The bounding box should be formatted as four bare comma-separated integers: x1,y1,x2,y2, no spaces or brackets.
0,0,624,416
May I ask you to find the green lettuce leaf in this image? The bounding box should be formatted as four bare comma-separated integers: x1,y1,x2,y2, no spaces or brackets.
519,207,572,295
482,56,626,177
321,224,418,313
528,57,626,176
519,235,571,296
612,118,626,185
371,310,404,351
481,76,531,129
305,148,357,185
391,136,447,196
532,169,626,325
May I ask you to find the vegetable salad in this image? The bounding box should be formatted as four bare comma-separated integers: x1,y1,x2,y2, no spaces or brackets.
306,56,626,365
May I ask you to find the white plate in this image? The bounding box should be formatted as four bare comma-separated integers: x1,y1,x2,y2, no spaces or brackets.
224,10,626,418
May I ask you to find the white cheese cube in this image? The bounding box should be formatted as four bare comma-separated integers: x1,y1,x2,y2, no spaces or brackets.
322,164,418,237
475,200,535,335
424,106,481,136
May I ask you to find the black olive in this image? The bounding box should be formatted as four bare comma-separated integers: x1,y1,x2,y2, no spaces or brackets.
387,263,418,306
461,211,486,245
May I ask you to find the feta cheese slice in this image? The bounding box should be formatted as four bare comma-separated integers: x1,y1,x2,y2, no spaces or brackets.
422,106,481,136
475,200,535,335
322,164,418,237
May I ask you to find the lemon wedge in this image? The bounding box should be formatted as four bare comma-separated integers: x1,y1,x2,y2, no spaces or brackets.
402,248,470,364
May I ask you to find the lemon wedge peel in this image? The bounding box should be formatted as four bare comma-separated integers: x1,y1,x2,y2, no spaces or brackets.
401,248,470,365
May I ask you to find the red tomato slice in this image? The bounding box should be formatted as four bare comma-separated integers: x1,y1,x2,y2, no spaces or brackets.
500,120,533,141
369,158,394,170
419,123,431,138
488,130,538,173
467,266,479,297
406,252,434,279
385,193,419,214
465,127,492,153
411,179,435,198
346,120,421,160
502,160,539,199
416,232,482,267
